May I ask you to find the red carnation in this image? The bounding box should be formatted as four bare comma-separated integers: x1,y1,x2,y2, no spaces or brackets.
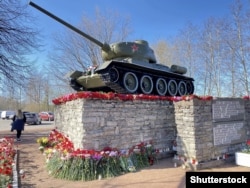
246,139,250,146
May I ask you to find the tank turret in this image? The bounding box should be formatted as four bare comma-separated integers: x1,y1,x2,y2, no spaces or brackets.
30,1,194,96
29,1,156,63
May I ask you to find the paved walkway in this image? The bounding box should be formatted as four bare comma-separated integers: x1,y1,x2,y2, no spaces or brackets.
1,127,250,188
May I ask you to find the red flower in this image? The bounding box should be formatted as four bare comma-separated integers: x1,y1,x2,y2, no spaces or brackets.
243,96,250,100
52,91,215,105
103,146,112,152
171,96,182,102
104,92,115,99
198,96,213,101
148,157,154,165
246,139,250,146
0,137,15,183
117,94,133,100
76,91,91,99
52,98,61,105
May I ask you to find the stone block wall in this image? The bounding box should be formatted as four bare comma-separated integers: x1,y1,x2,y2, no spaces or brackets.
174,99,213,161
174,98,250,163
54,96,250,166
54,98,176,151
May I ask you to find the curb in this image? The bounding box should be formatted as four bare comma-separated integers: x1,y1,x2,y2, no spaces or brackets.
12,149,19,188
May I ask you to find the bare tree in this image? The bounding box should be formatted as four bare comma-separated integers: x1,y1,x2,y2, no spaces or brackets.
152,40,173,66
169,23,202,94
46,8,132,94
153,0,250,97
174,23,200,77
0,0,39,89
228,0,250,96
198,18,229,96
220,19,239,97
25,70,44,107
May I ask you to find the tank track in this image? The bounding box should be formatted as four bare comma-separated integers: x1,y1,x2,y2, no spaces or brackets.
100,64,194,96
101,72,128,94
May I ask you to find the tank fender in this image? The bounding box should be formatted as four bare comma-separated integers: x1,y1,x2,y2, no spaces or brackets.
67,70,84,79
95,61,114,72
170,65,187,74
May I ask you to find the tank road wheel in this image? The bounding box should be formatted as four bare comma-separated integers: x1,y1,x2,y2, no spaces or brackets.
186,81,194,94
156,78,167,96
140,75,153,94
178,81,187,96
168,79,178,96
109,67,119,82
123,72,139,93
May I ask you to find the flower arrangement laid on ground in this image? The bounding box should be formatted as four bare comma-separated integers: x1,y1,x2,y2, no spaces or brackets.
37,129,159,181
0,137,16,188
51,91,250,105
52,91,214,105
36,137,49,153
241,139,250,154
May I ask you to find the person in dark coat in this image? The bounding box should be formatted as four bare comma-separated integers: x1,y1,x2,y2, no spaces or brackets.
11,109,26,141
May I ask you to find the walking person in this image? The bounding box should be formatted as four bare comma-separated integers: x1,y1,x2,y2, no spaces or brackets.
11,109,26,142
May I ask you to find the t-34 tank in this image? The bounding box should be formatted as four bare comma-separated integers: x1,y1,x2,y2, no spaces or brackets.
30,1,194,96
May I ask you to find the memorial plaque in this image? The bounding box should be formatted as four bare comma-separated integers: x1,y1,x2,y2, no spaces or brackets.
212,99,245,122
213,122,245,146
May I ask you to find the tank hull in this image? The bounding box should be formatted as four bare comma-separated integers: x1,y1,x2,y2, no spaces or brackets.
70,72,110,92
69,60,194,96
77,74,104,89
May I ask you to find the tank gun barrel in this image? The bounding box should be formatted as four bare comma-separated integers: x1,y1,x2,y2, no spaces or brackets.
29,1,104,48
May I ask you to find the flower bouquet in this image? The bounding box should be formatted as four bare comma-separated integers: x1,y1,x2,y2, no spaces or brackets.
36,137,49,147
235,139,250,167
36,137,49,153
37,129,159,181
0,137,16,188
241,139,250,154
52,91,213,105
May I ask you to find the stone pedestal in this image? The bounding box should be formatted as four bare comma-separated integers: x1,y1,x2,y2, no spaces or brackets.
54,98,176,152
53,94,250,169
